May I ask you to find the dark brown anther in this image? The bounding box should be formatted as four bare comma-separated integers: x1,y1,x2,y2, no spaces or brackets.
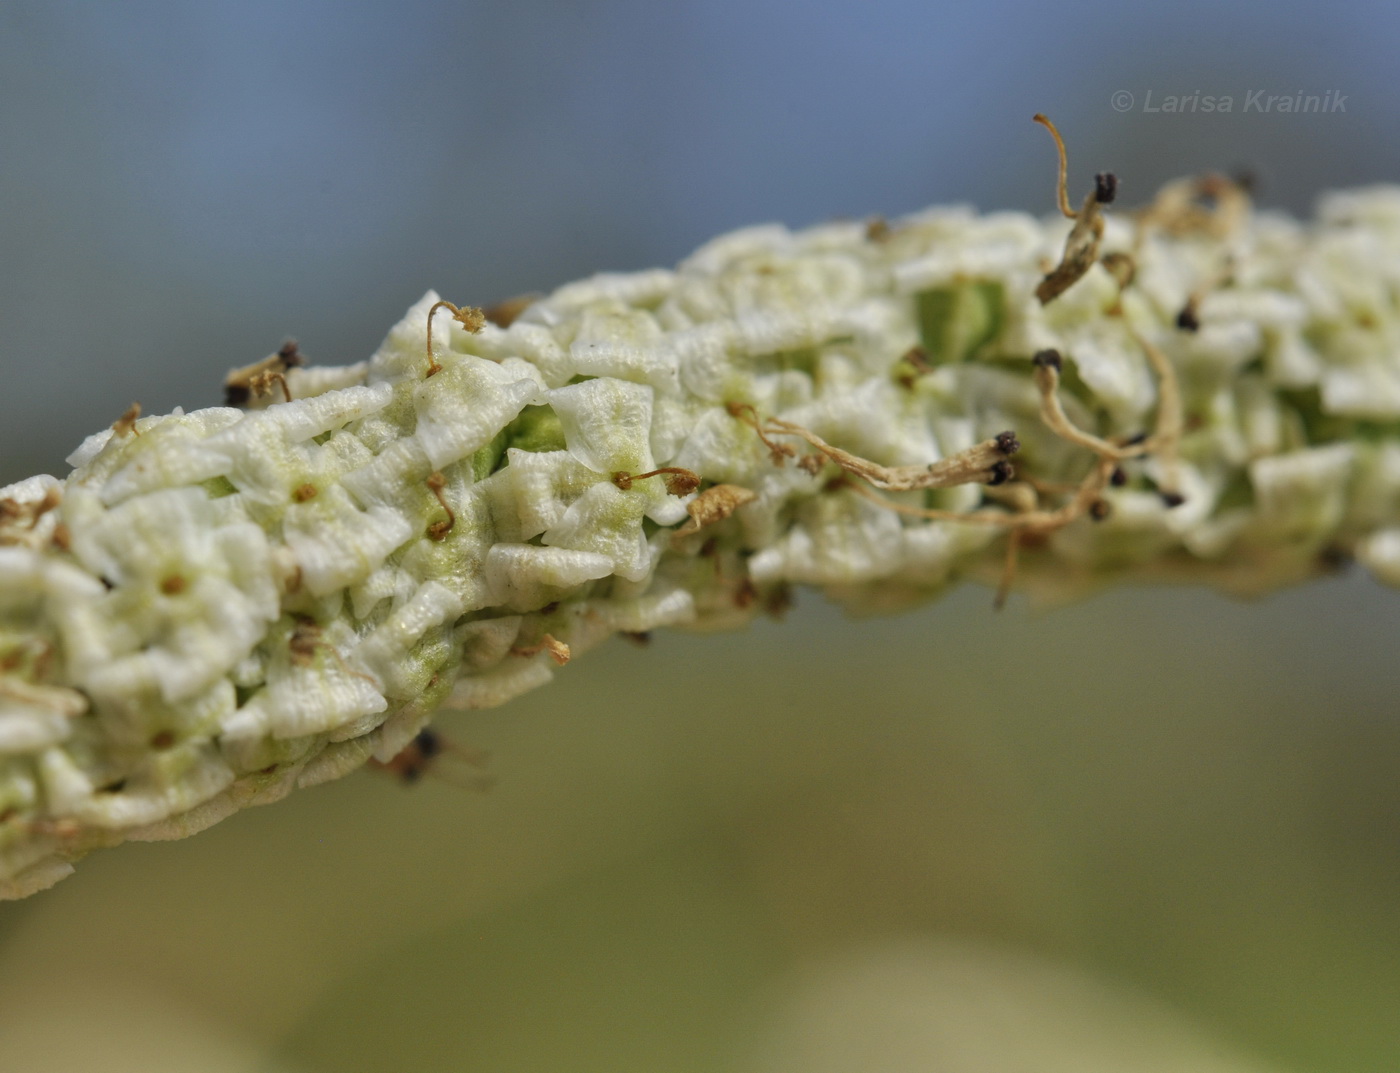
1160,491,1186,508
611,471,634,491
764,584,794,619
994,430,1021,456
149,730,176,750
621,631,652,647
734,578,758,609
1094,172,1118,204
1123,431,1149,447
1318,543,1353,572
1032,348,1062,372
224,384,250,407
160,575,187,596
225,342,303,407
1089,499,1111,521
292,483,318,503
987,460,1014,486
1109,466,1128,487
1176,303,1201,332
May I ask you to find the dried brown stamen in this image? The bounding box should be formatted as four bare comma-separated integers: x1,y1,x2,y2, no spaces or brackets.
1032,114,1115,305
763,415,1019,492
425,300,486,377
224,341,304,407
425,471,455,540
112,402,142,438
483,294,540,328
611,467,702,496
727,401,797,465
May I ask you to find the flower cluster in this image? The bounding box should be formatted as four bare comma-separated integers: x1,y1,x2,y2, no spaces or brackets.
3,177,1400,897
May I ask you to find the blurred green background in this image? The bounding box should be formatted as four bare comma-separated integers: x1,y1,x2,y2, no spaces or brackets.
2,2,1399,1070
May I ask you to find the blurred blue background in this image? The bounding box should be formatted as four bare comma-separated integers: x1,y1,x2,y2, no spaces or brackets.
3,4,1400,1073
2,0,1397,483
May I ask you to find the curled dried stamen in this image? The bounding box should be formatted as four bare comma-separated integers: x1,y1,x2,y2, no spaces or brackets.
248,369,292,403
727,402,796,465
1130,331,1185,503
425,300,487,377
612,467,702,496
764,415,1019,492
1032,114,1116,305
1031,350,1140,461
425,471,455,540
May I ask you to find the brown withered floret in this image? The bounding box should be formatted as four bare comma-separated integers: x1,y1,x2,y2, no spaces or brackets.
483,293,540,328
224,340,304,407
1032,114,1117,305
670,484,759,545
763,415,1021,492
